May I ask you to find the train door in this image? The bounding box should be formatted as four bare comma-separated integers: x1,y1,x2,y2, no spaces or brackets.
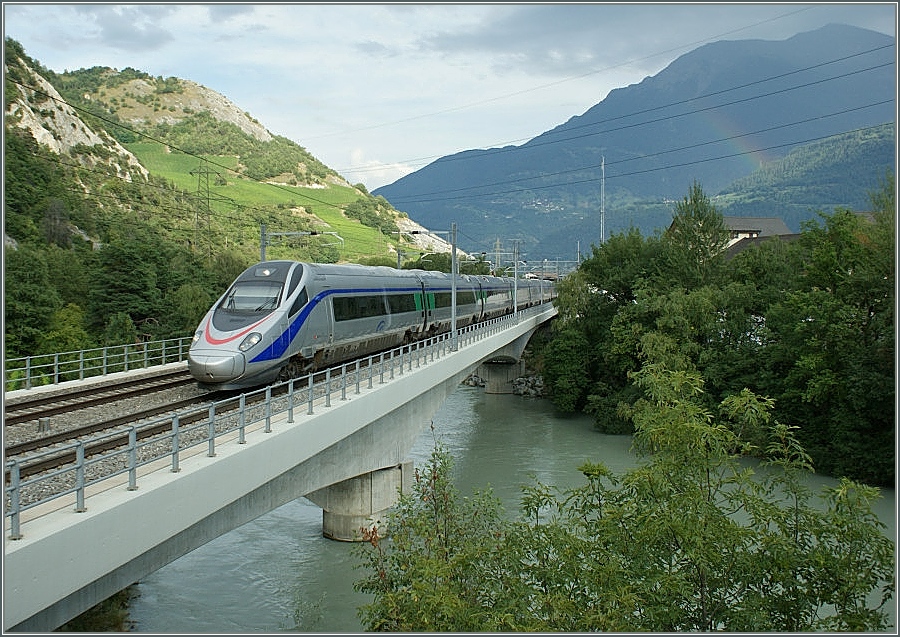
325,292,335,346
415,280,428,334
477,281,485,321
419,276,438,333
277,265,301,351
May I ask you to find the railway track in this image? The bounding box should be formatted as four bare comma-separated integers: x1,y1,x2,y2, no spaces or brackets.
5,390,241,481
5,390,235,458
4,364,365,483
4,369,198,427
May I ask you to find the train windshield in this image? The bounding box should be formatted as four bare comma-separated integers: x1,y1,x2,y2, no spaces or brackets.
221,281,283,312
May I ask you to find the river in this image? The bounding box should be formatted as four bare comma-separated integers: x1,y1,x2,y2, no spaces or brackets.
127,385,896,632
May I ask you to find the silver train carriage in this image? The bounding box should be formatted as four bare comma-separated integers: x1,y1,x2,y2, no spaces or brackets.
188,260,557,390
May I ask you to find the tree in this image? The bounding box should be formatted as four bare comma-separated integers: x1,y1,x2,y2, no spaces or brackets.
42,198,71,247
354,442,510,632
354,342,895,631
658,181,729,290
38,303,93,353
167,283,211,335
4,245,62,357
761,203,894,486
103,311,137,347
88,228,167,333
542,325,591,412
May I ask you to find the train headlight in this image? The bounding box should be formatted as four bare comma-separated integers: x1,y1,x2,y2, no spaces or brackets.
239,332,262,352
192,330,202,344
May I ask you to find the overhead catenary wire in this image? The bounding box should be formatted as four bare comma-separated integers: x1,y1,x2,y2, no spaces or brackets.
340,42,894,176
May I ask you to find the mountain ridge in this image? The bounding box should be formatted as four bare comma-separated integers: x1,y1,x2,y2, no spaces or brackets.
373,23,895,260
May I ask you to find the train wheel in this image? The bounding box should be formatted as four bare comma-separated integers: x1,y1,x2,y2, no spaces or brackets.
277,359,303,382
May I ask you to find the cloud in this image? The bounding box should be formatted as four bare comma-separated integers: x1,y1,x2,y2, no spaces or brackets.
72,5,178,52
206,4,256,23
3,2,894,192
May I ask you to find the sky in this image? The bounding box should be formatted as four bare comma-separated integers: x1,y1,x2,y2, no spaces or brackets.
3,2,897,191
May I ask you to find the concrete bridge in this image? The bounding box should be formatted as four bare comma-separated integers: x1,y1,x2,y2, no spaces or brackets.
3,304,556,632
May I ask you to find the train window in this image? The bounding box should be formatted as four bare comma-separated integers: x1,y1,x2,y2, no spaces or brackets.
222,281,283,312
284,265,303,299
288,288,309,317
333,294,387,321
388,294,417,313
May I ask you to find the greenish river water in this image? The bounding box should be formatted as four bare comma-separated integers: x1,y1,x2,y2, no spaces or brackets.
127,386,895,632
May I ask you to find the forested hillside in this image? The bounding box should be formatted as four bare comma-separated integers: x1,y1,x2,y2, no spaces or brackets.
718,123,895,228
540,177,895,488
3,38,418,360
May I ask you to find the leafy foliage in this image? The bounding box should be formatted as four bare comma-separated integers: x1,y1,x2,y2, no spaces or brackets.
542,179,894,487
354,443,511,632
355,356,895,631
342,195,400,235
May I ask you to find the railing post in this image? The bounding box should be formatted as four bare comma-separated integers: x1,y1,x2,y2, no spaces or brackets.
102,347,108,376
79,349,85,380
265,386,273,432
127,427,138,491
239,394,248,440
389,350,395,380
171,415,181,472
74,442,87,512
355,359,361,394
308,372,314,415
368,355,374,389
7,461,22,540
379,353,385,384
53,353,59,385
207,404,216,457
325,368,332,407
287,379,295,423
25,356,32,390
341,363,348,400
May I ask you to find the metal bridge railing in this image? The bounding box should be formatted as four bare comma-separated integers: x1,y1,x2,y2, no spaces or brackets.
4,304,555,540
4,337,194,392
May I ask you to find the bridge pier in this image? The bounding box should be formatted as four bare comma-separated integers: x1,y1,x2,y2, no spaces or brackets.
478,360,525,394
305,461,413,541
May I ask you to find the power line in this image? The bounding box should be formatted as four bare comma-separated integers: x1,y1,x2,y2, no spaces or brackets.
306,5,819,145
5,77,367,211
337,42,894,175
378,101,894,203
390,122,893,205
7,42,893,246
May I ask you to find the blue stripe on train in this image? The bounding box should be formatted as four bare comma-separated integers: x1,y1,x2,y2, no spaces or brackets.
248,284,510,363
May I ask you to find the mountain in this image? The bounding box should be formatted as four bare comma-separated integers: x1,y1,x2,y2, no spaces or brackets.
2,38,450,357
717,122,895,229
3,38,451,264
373,24,895,261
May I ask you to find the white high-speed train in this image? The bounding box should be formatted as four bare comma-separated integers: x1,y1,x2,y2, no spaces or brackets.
188,260,557,390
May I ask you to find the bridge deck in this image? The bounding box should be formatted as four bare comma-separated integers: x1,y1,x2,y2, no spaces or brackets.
4,305,556,632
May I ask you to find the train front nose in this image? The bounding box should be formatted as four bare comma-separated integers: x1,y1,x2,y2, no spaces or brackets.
188,349,247,383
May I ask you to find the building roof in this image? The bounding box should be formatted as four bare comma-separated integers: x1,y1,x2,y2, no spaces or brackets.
723,216,792,237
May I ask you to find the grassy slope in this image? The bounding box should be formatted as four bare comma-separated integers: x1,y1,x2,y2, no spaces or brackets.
126,141,397,263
